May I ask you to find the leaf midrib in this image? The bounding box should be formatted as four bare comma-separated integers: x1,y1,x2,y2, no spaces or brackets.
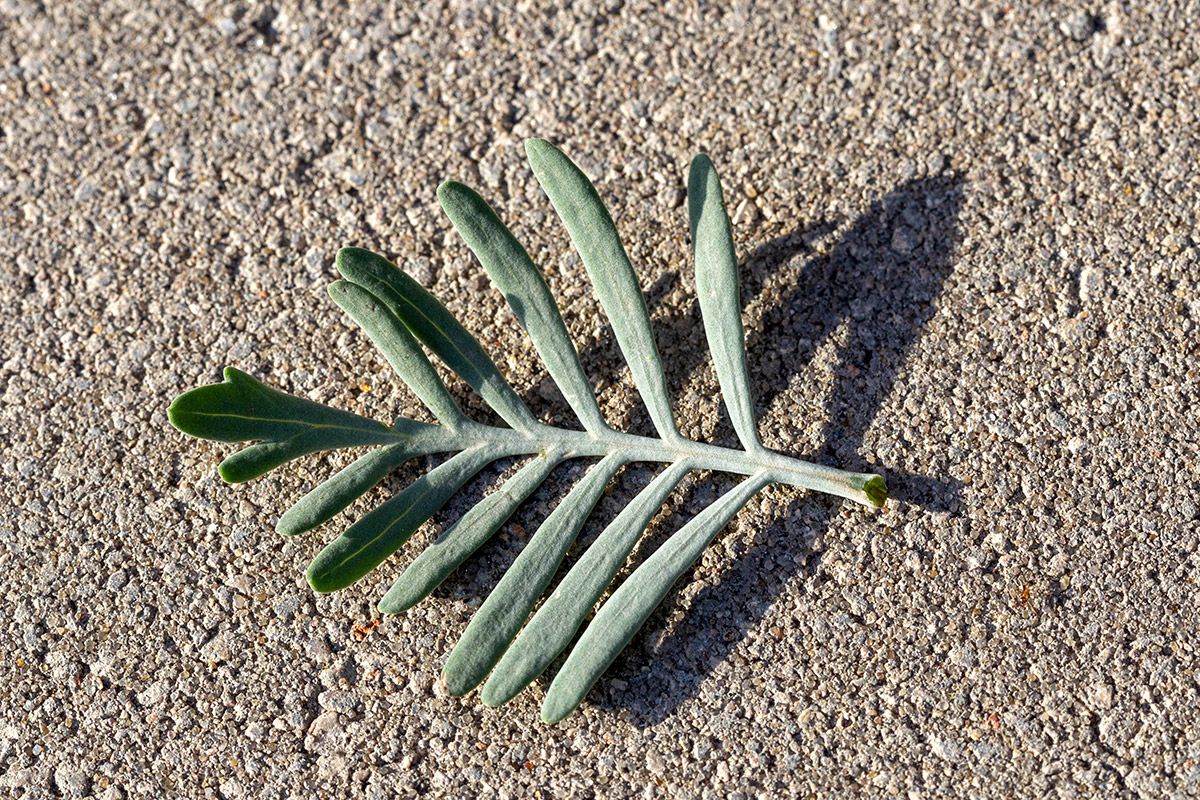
179,410,390,434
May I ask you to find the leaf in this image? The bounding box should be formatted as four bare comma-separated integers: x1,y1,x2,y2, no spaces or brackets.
335,247,540,434
526,139,682,443
541,472,773,724
481,458,694,707
328,280,468,430
307,445,498,593
168,367,427,482
437,181,610,436
377,449,567,613
689,154,763,452
277,443,427,536
169,141,889,724
442,452,627,697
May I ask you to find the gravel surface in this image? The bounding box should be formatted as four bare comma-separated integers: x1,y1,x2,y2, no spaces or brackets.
3,1,1199,798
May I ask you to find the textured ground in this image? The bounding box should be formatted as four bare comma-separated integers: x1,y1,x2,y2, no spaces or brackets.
3,1,1199,797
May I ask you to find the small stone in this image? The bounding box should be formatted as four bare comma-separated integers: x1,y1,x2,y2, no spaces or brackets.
949,643,977,668
1079,266,1104,302
318,690,359,714
841,585,871,616
890,224,919,254
74,180,97,202
53,764,90,798
307,710,339,740
1060,11,1096,41
1087,682,1115,711
964,548,991,571
200,631,236,664
929,734,962,761
1045,410,1071,435
105,569,128,591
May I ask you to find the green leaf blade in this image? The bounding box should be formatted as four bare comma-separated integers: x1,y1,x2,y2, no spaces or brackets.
481,458,694,708
525,139,682,443
437,181,610,436
169,366,395,444
306,445,498,593
329,280,468,431
442,452,627,697
688,154,762,452
541,472,772,724
335,248,539,433
377,449,567,614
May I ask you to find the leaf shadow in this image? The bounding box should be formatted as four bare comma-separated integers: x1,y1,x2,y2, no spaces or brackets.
592,172,966,725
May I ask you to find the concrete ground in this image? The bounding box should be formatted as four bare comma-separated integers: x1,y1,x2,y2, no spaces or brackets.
2,1,1198,797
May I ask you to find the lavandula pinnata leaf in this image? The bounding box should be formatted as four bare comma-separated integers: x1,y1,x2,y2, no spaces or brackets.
377,449,567,613
482,458,694,707
306,445,498,593
443,453,627,697
329,280,468,431
541,472,772,723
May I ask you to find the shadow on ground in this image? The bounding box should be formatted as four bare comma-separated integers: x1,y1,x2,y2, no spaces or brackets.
593,173,966,725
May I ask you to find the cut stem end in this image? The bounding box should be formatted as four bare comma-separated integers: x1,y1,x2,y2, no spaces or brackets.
861,475,888,508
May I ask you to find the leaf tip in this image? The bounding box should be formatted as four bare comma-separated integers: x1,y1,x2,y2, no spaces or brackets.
335,246,382,280
442,667,476,699
540,697,572,725
436,179,465,200
166,394,187,433
216,458,240,483
274,514,303,537
478,681,513,709
375,596,402,616
326,279,352,300
305,561,337,594
523,138,560,171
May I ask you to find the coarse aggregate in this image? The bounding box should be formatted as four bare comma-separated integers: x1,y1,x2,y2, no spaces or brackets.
1,1,1198,798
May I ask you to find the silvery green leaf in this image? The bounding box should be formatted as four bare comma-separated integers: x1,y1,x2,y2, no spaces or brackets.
481,458,694,707
306,445,498,593
329,279,468,431
169,143,890,724
437,181,610,436
276,443,432,536
525,139,682,443
442,452,627,697
335,247,539,434
541,472,773,724
377,449,567,613
689,154,763,452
